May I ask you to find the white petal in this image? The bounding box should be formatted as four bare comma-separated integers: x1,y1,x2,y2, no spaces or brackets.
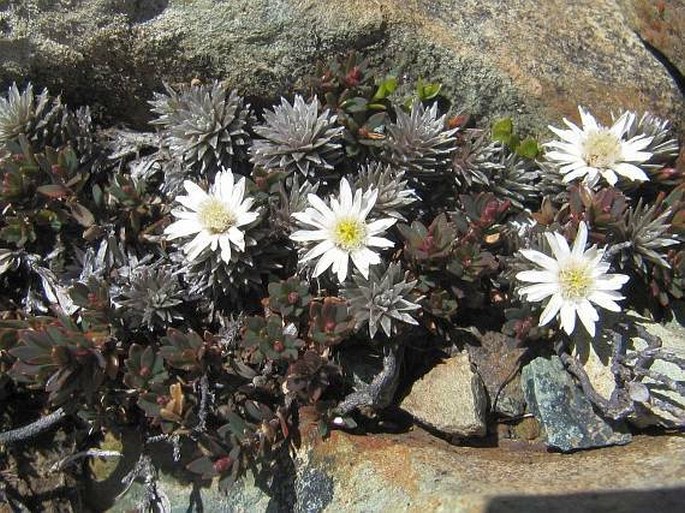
339,178,353,212
545,232,571,261
367,218,396,235
360,189,378,218
165,219,200,239
184,231,212,261
613,163,648,182
560,302,577,335
219,234,232,263
351,187,363,216
183,181,209,204
290,229,328,242
170,208,199,220
333,250,350,283
599,168,618,186
538,293,564,326
519,282,558,302
302,240,335,262
579,106,599,132
588,290,623,311
623,135,653,153
546,150,580,163
562,167,592,182
350,248,380,279
577,299,599,337
366,236,395,249
177,194,202,211
571,222,588,258
230,176,246,205
227,226,245,251
594,273,629,291
519,249,559,271
292,210,326,228
312,247,339,277
307,193,334,219
235,210,259,227
609,112,631,138
516,270,558,283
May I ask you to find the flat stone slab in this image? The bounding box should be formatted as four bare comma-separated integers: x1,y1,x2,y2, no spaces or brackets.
105,430,685,513
297,430,685,513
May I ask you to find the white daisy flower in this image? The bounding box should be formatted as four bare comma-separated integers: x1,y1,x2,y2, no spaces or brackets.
290,178,396,283
516,222,629,337
545,106,653,187
164,170,259,264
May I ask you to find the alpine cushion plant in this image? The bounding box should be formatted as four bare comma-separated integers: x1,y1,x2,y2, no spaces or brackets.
545,106,653,187
516,221,630,337
250,95,344,176
164,169,260,263
290,177,396,283
1,53,684,510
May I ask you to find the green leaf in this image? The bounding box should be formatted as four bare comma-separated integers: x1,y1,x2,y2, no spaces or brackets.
416,79,442,101
492,118,514,145
69,203,95,227
514,137,540,159
92,184,104,208
187,456,217,478
340,97,368,113
372,75,398,101
37,184,70,199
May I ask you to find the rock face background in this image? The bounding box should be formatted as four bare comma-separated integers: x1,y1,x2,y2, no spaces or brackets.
0,0,683,139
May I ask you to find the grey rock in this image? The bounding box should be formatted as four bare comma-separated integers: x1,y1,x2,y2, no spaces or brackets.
108,471,274,513
627,309,685,428
295,465,334,513
401,352,487,437
522,355,631,452
0,0,682,136
467,331,527,417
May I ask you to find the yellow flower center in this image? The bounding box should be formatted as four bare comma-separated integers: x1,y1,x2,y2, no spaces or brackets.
198,198,235,234
559,262,593,300
333,217,367,250
582,130,622,169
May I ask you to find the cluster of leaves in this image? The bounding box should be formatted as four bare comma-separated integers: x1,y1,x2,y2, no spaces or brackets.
0,50,682,503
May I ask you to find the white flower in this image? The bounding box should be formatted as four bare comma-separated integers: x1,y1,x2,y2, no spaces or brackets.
164,170,259,264
516,222,629,337
545,106,653,187
290,178,396,283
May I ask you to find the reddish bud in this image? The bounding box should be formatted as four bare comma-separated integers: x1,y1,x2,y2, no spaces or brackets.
213,456,232,474
273,340,285,353
344,66,362,87
324,320,336,333
418,235,435,254
287,291,299,305
139,366,150,377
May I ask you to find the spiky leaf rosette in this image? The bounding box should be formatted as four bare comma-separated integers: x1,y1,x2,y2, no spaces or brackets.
149,81,253,174
353,161,417,220
0,83,95,157
452,130,541,211
174,228,286,305
621,112,679,176
250,95,344,176
617,199,681,270
270,174,320,232
341,262,421,338
111,257,189,331
382,100,458,178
